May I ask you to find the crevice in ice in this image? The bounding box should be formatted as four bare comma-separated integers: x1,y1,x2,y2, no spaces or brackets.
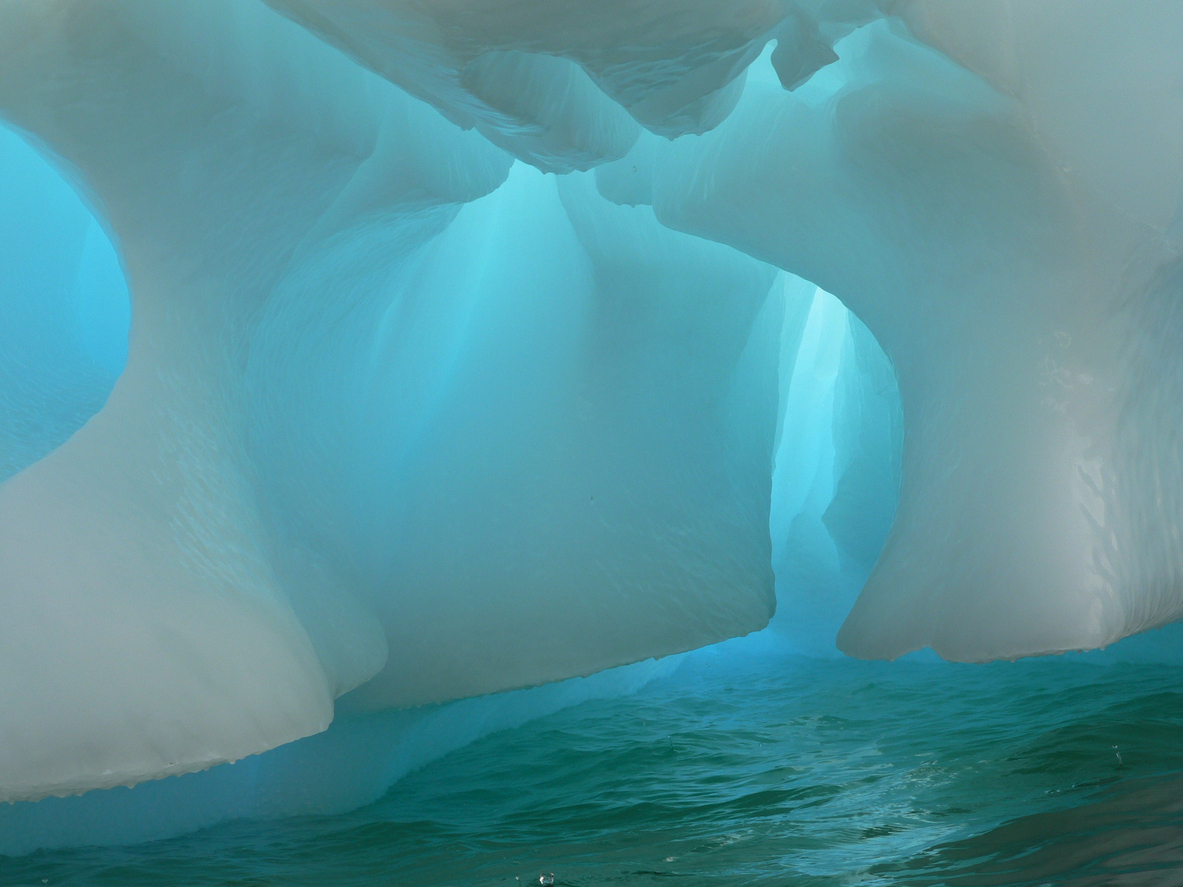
769,280,903,655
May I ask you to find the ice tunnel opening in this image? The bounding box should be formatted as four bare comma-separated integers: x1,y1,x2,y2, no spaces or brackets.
769,279,904,656
0,122,131,483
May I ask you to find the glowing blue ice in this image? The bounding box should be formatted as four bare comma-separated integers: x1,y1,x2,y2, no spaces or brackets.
1,0,1181,851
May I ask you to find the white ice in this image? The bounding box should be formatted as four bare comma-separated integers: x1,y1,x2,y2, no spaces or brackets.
1,0,1181,822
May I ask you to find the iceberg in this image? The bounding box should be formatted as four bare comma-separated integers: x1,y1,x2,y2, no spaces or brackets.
0,0,781,803
1,0,1181,830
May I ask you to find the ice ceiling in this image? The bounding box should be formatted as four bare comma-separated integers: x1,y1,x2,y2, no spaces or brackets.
1,0,1182,806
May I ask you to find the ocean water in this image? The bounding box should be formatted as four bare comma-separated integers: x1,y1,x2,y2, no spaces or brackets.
3,637,1183,887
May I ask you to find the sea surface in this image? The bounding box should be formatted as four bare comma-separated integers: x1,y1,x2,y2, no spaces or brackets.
4,636,1183,887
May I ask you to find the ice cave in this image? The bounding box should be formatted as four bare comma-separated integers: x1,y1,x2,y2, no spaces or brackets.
2,2,1183,884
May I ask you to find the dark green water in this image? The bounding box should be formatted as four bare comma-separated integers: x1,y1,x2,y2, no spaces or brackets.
4,639,1183,887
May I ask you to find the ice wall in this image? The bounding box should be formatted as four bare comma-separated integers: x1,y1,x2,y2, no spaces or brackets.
249,161,782,716
2,0,1182,813
0,0,782,803
597,17,1183,662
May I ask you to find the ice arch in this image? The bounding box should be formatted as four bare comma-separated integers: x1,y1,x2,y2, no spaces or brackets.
0,0,782,802
0,123,130,482
599,17,1183,662
1,0,1182,809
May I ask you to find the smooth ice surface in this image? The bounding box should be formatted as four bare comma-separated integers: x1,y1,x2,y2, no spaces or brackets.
0,124,129,482
598,22,1183,662
1,0,779,802
2,0,1183,829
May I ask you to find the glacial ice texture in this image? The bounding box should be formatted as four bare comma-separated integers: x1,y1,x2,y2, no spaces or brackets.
1,0,1182,812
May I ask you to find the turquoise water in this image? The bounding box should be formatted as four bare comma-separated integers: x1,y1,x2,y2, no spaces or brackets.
3,639,1183,887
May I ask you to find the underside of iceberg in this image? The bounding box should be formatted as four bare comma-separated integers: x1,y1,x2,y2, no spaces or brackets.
1,0,1182,868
